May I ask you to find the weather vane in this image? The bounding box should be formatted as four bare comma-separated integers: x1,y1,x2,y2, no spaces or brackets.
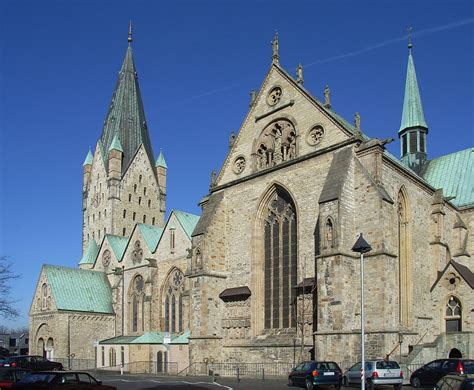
128,20,133,45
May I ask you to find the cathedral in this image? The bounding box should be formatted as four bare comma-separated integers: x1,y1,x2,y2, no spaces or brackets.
29,29,473,372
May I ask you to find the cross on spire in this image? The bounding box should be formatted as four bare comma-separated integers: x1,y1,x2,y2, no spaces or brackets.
128,20,133,45
407,26,413,50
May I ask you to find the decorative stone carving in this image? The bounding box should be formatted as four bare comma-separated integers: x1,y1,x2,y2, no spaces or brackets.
306,125,324,146
131,240,143,264
444,272,461,291
267,86,282,106
172,269,184,288
102,249,111,267
255,119,296,170
233,156,246,174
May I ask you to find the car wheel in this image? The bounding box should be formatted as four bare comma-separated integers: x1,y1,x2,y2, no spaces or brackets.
367,380,374,390
342,377,349,387
288,377,294,386
412,377,421,388
393,384,402,390
335,384,342,390
306,379,314,390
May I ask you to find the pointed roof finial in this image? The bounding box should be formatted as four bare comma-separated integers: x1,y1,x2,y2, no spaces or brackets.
354,112,361,132
407,26,413,51
128,20,133,45
296,63,304,85
271,31,279,64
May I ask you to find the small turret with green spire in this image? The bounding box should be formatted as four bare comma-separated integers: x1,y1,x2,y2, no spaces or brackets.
108,132,123,153
83,148,93,166
399,31,428,173
155,150,167,169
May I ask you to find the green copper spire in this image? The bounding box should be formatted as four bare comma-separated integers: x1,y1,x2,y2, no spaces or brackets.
108,132,123,153
99,30,155,175
399,46,428,133
155,150,167,168
83,148,93,166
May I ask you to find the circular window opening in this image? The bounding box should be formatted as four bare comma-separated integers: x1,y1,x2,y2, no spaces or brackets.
267,87,282,106
449,278,456,285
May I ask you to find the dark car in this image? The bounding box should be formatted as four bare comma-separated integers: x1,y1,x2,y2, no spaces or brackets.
0,368,31,389
410,359,474,387
4,356,63,371
13,371,117,389
288,361,343,390
435,374,474,390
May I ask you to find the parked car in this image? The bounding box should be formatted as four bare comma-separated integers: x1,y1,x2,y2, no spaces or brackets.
288,360,343,390
3,356,63,371
343,360,403,390
0,368,31,389
410,359,474,387
12,371,117,389
435,374,474,390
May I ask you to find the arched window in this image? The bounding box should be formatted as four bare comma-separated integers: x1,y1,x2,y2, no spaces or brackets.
255,119,297,170
129,194,132,202
41,283,48,309
398,189,411,327
130,275,145,333
37,338,45,358
445,296,462,332
101,346,105,366
143,215,146,223
123,227,126,236
152,217,155,225
123,209,126,218
157,351,163,372
325,218,335,248
144,187,147,196
134,184,137,193
139,175,142,183
121,346,125,365
133,212,136,221
109,347,116,367
148,199,151,208
139,196,142,205
263,188,297,329
163,269,185,334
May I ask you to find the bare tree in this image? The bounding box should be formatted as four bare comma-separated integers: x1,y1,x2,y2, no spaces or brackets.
0,257,19,319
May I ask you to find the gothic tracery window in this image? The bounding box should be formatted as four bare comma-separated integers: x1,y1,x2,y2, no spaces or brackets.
445,296,462,332
255,119,297,170
164,269,184,333
398,189,411,327
263,189,297,329
130,275,145,333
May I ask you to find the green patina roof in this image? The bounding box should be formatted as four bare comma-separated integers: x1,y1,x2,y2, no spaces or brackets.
173,210,200,239
99,45,155,175
79,239,99,265
155,150,167,168
43,265,114,314
108,133,124,153
83,149,93,166
99,330,190,345
422,148,474,207
105,235,128,262
137,224,164,252
399,50,427,133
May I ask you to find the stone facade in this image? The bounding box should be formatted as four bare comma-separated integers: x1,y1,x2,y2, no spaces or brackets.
188,53,473,366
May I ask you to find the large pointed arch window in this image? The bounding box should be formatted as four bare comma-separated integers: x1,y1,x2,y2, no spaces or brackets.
163,269,184,333
263,189,297,329
130,275,145,333
398,189,411,327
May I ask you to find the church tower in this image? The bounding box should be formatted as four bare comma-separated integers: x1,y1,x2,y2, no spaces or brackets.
399,38,429,173
81,26,167,252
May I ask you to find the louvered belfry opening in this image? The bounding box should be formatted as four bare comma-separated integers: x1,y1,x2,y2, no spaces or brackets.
263,189,297,329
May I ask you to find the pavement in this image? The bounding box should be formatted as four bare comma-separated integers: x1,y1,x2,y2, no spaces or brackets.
97,373,415,390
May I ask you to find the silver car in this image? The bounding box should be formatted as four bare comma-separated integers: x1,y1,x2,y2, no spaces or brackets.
343,360,403,390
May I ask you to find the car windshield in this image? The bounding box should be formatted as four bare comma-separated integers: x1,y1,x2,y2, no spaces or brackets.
19,373,56,383
376,361,400,369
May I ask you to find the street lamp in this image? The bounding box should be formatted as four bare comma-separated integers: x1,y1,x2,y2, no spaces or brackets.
352,233,372,390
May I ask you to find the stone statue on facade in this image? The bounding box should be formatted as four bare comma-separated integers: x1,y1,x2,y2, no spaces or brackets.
324,85,331,108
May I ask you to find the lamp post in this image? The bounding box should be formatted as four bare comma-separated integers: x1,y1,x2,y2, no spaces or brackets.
352,233,372,390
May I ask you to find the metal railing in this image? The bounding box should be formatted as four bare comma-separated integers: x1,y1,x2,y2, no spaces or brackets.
180,362,294,378
52,358,96,371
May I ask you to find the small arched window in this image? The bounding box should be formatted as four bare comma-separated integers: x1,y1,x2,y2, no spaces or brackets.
104,209,107,218
121,346,125,365
326,218,335,248
99,212,101,220
130,275,145,333
143,215,146,223
134,184,137,193
41,283,48,309
144,187,147,196
123,209,126,218
148,199,151,208
109,347,116,367
129,194,132,202
133,212,136,221
152,217,155,225
101,346,105,366
122,227,126,236
139,175,142,183
446,296,462,332
139,197,142,205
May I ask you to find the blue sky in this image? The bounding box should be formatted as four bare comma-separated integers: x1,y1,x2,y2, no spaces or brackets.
1,0,473,328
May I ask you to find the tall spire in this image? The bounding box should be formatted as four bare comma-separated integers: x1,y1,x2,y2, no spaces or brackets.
99,25,155,175
399,34,429,173
399,37,427,133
